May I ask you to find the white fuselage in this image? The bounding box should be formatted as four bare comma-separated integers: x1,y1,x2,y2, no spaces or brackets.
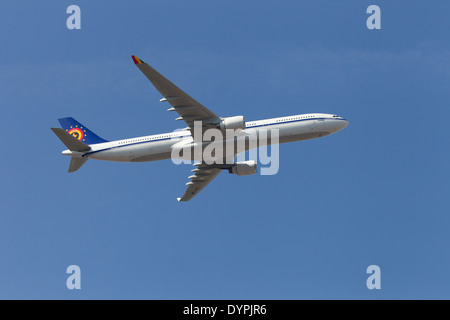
62,113,348,162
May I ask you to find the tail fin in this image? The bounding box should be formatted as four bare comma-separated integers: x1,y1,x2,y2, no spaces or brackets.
58,117,108,145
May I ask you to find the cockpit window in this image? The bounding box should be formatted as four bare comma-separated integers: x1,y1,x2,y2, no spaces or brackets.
333,115,339,117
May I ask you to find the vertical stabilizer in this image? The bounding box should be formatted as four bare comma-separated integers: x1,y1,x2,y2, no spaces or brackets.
58,117,108,145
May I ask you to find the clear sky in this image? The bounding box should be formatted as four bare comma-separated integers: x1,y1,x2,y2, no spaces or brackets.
1,0,449,299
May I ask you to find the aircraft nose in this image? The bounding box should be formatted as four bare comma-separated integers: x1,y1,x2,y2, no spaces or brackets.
331,118,348,133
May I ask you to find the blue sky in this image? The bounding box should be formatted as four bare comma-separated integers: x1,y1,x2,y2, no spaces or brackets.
1,0,449,299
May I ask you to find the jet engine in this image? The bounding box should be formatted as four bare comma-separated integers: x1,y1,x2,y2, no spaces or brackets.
217,116,246,131
229,160,257,176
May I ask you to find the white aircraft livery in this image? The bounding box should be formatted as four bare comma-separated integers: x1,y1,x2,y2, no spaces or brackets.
51,55,349,201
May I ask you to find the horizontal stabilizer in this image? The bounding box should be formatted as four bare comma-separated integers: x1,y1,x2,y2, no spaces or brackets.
51,128,91,152
69,157,88,173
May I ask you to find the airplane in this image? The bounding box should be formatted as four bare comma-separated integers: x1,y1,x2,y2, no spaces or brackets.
51,55,348,201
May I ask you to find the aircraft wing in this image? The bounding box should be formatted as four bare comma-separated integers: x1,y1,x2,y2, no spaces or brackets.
177,164,222,202
132,55,221,138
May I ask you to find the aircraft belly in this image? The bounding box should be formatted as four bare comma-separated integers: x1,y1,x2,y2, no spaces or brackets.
88,148,130,162
88,141,173,162
130,152,172,162
277,121,329,143
279,132,330,143
128,141,172,162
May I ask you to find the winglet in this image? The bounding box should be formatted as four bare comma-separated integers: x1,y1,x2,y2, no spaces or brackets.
131,55,144,65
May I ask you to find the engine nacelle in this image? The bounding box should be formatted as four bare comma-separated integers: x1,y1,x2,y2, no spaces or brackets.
218,115,246,131
230,160,257,176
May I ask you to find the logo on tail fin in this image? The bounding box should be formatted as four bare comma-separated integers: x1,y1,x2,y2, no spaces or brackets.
58,117,109,145
67,127,86,141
